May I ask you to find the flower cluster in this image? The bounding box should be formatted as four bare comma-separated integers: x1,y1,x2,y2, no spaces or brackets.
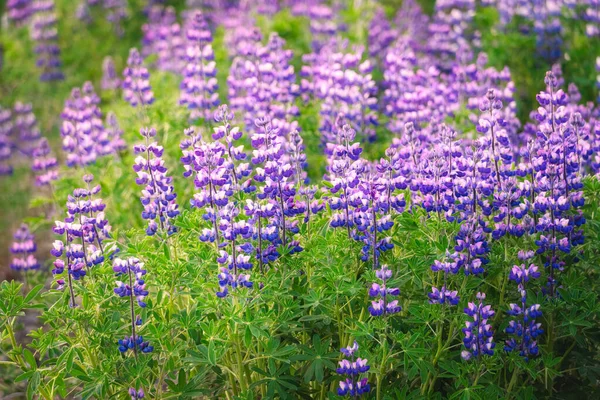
113,257,152,356
368,265,401,317
179,10,219,121
0,106,14,176
461,292,495,360
123,48,155,107
31,138,59,186
101,56,121,90
141,5,185,73
60,82,111,167
30,0,64,81
504,260,543,360
113,257,148,308
336,342,370,397
6,0,33,26
128,388,145,400
9,224,40,272
51,175,114,305
133,127,179,236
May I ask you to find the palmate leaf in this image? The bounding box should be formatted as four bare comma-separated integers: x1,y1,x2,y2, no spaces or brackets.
291,335,338,383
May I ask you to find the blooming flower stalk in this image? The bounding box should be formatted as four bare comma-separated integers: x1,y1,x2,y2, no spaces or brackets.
461,292,495,360
123,48,155,107
368,265,401,317
9,224,40,272
504,260,543,360
133,127,179,237
179,10,219,121
30,0,64,81
114,257,151,356
336,342,371,397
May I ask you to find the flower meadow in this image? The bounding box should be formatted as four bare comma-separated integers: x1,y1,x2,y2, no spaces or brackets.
2,1,600,399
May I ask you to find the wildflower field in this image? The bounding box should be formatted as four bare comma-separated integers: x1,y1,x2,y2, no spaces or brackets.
2,0,600,399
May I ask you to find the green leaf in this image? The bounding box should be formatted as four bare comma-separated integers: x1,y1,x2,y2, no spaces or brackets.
207,340,217,366
23,349,37,370
26,371,40,400
24,285,44,305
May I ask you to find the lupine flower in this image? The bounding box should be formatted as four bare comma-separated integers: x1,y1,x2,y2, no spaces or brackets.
30,0,64,81
60,82,111,167
123,48,155,107
6,0,33,26
142,6,185,73
504,259,543,360
12,102,41,157
336,342,370,397
105,111,127,152
368,265,401,317
31,137,59,186
101,56,121,90
113,256,151,356
129,388,145,400
133,127,179,236
532,71,585,296
353,165,395,266
179,10,219,121
118,335,154,354
0,106,14,176
461,292,495,360
10,224,40,271
324,122,364,238
429,253,460,306
215,203,255,298
103,0,128,37
113,257,148,307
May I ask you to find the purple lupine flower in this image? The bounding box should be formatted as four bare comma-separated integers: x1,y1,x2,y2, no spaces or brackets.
64,175,113,260
429,253,460,306
368,8,396,64
113,256,151,357
504,260,543,360
31,138,59,186
113,257,148,307
181,126,230,247
142,6,185,73
118,335,154,354
179,10,219,121
227,31,299,136
105,111,127,152
103,0,128,37
251,116,304,252
133,127,179,236
129,388,145,400
30,0,64,81
60,82,110,167
12,102,41,157
531,71,585,296
215,202,254,298
123,48,155,107
426,0,475,70
368,265,401,317
352,164,395,266
101,56,121,90
596,57,600,103
304,41,378,143
461,292,495,360
10,224,40,271
324,122,364,238
336,342,370,397
6,0,33,26
287,128,324,224
0,106,14,176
